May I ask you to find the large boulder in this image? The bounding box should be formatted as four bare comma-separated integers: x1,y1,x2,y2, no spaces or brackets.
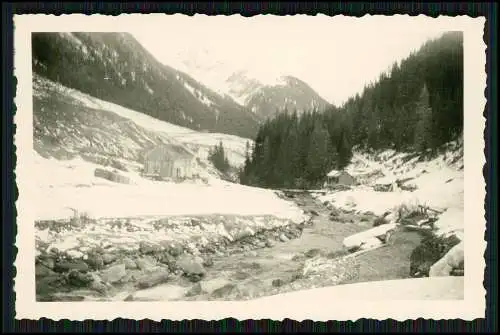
265,239,275,248
54,259,89,273
309,210,320,217
168,244,184,257
185,282,203,297
139,241,162,255
200,278,232,295
36,264,56,277
301,255,360,285
410,234,461,277
359,237,384,250
429,241,464,277
108,159,128,172
94,168,130,184
67,270,94,287
279,234,289,243
202,256,214,268
136,269,170,289
177,255,206,276
304,248,322,258
37,256,55,270
100,263,126,284
343,223,397,250
123,257,138,270
102,253,117,265
66,249,85,259
211,283,239,299
232,226,255,241
234,270,251,280
85,253,104,270
135,256,157,271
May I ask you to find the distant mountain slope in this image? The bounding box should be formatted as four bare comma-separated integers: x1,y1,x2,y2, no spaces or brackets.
342,31,464,151
226,72,332,119
31,32,261,139
158,48,333,119
33,75,253,180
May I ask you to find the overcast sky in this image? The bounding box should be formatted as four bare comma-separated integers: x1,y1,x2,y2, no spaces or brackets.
131,15,460,106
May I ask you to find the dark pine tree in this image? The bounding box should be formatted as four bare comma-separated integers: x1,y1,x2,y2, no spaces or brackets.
209,141,230,173
414,84,434,153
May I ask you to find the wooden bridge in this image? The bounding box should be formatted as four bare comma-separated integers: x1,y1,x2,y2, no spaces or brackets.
276,188,328,196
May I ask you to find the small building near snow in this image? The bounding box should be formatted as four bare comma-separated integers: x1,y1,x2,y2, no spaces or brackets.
351,168,386,186
142,144,196,180
325,169,356,187
373,175,399,192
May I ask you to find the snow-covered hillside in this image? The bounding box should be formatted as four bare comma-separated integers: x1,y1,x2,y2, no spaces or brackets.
34,76,301,223
34,75,253,171
33,151,304,222
32,75,309,224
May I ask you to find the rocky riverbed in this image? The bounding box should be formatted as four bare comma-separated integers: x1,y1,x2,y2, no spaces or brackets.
35,191,461,302
35,212,309,301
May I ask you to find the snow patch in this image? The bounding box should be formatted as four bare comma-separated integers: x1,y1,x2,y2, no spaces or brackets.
250,277,464,302
34,75,252,171
57,32,89,55
182,81,214,107
144,82,154,95
33,153,304,223
316,146,464,238
34,75,192,136
59,32,83,47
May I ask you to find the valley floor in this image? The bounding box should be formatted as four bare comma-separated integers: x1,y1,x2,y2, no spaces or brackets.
34,144,465,302
30,73,466,303
35,192,461,302
135,193,429,302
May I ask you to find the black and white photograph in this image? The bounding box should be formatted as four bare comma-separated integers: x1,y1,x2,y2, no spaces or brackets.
14,14,486,320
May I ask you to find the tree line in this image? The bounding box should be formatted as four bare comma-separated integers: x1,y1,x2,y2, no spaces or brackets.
239,110,352,188
239,31,464,189
208,141,231,174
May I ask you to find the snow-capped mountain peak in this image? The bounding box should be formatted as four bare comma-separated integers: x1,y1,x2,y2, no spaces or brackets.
225,71,332,118
159,49,332,119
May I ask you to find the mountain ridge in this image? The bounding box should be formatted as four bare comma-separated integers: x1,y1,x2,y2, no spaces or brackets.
31,32,262,139
226,72,333,119
154,47,333,119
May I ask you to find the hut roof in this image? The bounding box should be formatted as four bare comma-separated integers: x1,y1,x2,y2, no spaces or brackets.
144,144,193,161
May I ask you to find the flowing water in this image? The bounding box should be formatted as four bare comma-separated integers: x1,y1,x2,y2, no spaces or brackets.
121,193,422,302
37,192,423,302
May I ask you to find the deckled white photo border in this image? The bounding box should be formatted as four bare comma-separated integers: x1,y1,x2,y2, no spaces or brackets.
13,14,487,321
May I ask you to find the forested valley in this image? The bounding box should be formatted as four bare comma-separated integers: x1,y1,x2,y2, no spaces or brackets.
239,31,464,189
